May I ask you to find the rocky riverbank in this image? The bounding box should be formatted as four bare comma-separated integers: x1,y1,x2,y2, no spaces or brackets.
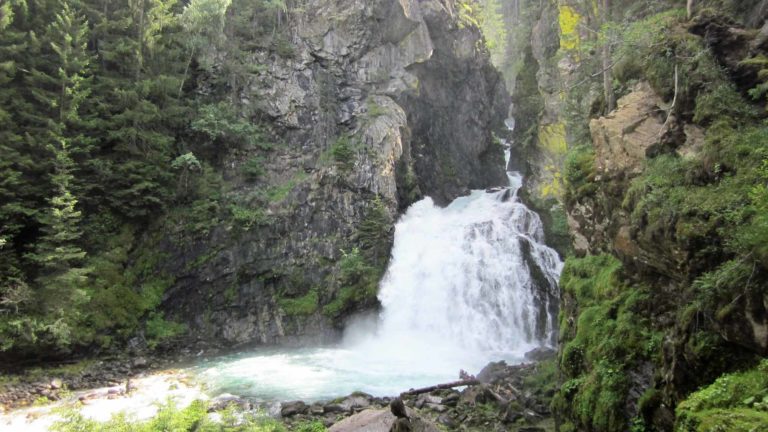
1,351,558,431
0,349,210,412
277,356,558,432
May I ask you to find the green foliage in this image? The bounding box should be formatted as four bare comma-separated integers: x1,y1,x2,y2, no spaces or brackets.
564,144,597,204
52,399,290,432
623,122,768,328
266,172,307,203
521,359,558,408
555,254,662,432
357,196,392,267
365,98,387,118
229,203,267,230
676,360,768,431
329,135,355,171
322,248,382,318
0,0,299,359
242,156,266,181
192,102,271,150
615,9,756,124
293,421,327,432
278,290,319,316
145,312,186,349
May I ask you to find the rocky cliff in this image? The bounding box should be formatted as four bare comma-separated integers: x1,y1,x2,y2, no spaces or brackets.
506,1,768,431
151,0,510,351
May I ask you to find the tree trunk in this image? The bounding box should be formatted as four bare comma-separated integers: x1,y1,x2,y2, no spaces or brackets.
602,0,616,113
687,0,695,20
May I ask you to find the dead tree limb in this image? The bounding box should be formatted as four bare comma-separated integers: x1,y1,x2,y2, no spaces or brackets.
400,379,480,397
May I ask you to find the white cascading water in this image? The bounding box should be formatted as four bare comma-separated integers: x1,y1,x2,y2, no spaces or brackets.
374,174,562,357
186,147,564,401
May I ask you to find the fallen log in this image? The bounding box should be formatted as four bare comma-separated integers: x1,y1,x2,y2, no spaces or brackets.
400,379,480,397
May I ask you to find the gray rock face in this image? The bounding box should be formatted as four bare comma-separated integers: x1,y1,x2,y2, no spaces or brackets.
158,0,510,350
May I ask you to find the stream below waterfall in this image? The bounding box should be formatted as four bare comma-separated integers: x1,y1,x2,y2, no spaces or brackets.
1,150,563,430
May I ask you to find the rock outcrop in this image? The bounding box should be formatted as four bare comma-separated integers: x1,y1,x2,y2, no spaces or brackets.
154,0,510,350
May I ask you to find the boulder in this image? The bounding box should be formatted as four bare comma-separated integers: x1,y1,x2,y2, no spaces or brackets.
328,408,440,432
280,400,308,417
524,347,556,362
208,394,252,412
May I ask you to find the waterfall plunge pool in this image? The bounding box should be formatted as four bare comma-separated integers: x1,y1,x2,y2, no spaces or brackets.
191,171,562,403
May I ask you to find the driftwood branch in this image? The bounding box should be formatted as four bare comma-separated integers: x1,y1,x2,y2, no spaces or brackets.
659,64,679,138
400,379,480,397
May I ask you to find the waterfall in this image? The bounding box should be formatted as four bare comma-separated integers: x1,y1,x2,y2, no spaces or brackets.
191,148,563,401
366,148,562,364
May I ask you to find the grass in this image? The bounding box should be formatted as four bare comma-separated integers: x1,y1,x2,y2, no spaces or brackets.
51,400,298,432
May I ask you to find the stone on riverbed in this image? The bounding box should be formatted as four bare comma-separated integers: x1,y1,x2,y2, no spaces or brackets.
208,394,252,412
328,408,440,432
280,400,308,417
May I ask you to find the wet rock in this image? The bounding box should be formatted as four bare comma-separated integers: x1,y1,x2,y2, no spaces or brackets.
49,378,63,390
477,361,510,384
328,407,440,432
323,403,348,414
281,400,308,417
436,413,457,428
524,347,556,362
442,392,460,407
209,394,252,412
339,393,372,412
309,403,325,415
131,357,149,369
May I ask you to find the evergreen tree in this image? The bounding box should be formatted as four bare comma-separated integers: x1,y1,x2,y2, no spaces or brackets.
29,142,90,313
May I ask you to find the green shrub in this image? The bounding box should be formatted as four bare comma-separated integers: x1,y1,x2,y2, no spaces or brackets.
145,312,186,349
330,136,355,170
229,204,267,230
322,248,381,318
278,290,319,316
192,102,271,150
564,144,597,204
242,156,266,181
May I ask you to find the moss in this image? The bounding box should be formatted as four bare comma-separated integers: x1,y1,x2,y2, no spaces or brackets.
564,144,597,205
558,5,582,52
555,255,662,432
676,360,768,431
522,358,558,407
278,290,319,316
